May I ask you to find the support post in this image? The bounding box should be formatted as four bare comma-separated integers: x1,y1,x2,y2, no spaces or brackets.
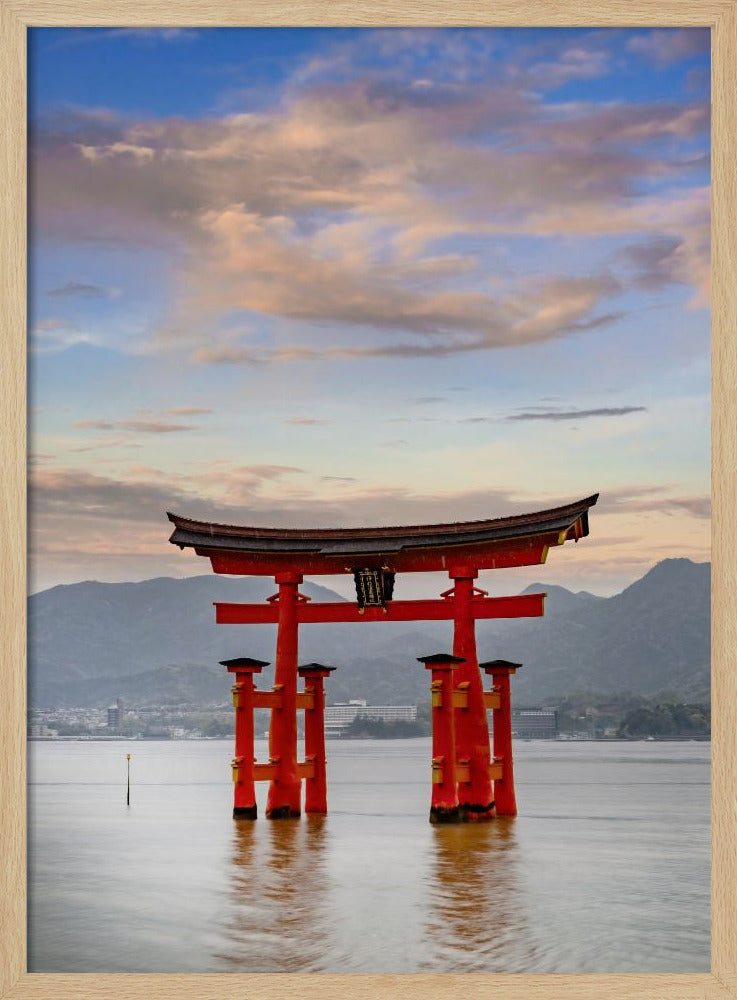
481,660,521,816
448,568,494,821
418,654,465,823
266,572,303,818
221,657,269,819
298,663,336,814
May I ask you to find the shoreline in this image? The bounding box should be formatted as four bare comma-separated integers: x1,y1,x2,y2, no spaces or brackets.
28,734,712,743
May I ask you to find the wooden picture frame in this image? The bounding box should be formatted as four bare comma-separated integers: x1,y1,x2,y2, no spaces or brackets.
1,3,734,998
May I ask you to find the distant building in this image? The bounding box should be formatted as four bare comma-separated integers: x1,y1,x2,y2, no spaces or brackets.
28,723,57,739
325,700,417,737
107,698,124,730
512,708,558,739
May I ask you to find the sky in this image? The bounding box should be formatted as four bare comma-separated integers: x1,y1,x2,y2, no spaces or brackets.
28,27,711,599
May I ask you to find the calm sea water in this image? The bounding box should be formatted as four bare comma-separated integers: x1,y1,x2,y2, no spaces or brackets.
28,738,710,973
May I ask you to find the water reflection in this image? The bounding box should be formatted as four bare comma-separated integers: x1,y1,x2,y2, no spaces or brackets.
218,816,342,972
421,818,540,972
27,741,710,973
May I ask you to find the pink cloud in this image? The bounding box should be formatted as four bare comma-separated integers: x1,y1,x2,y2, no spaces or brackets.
29,463,710,591
627,29,710,67
31,57,709,362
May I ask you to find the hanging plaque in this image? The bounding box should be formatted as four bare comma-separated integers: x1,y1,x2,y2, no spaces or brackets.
352,568,396,611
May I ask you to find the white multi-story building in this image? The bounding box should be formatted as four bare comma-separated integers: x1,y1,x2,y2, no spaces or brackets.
511,708,558,739
325,700,417,737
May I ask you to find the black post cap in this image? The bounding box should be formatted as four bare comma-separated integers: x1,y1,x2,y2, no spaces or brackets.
220,657,270,668
417,653,466,664
478,659,522,670
298,662,337,674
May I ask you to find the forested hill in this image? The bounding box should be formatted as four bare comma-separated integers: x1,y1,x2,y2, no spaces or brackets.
29,558,709,708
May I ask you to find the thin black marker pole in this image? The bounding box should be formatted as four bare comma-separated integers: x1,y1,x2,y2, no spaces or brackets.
126,753,131,806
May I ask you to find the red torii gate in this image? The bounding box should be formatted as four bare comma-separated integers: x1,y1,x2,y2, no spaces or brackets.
167,492,597,823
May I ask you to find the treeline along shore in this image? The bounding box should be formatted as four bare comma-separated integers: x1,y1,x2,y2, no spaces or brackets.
29,693,710,742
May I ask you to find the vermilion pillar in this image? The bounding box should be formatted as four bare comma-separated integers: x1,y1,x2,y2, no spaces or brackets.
418,654,465,823
481,659,521,816
266,572,303,818
298,662,336,814
449,568,494,821
221,656,269,819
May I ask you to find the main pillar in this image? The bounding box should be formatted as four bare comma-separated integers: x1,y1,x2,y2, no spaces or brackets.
221,656,269,819
481,659,520,816
266,572,303,818
448,568,494,820
418,654,465,823
298,662,335,814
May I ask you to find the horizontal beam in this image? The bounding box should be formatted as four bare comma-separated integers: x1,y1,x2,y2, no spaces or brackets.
204,533,556,577
251,760,316,782
431,757,505,784
489,759,504,782
215,592,545,625
250,690,314,710
483,689,501,711
429,686,501,710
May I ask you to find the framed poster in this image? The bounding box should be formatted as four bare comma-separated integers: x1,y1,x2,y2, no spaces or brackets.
1,3,735,999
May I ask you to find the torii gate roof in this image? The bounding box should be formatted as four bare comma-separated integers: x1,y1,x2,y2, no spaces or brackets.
166,493,598,576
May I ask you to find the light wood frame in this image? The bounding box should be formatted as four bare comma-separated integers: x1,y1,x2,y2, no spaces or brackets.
1,4,734,998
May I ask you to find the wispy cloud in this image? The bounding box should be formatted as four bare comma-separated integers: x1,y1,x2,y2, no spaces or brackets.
30,319,101,353
72,407,215,434
69,435,141,453
105,28,198,43
627,29,710,66
507,406,647,422
596,485,711,519
46,280,121,299
192,275,623,365
619,230,710,307
30,467,710,575
122,420,198,434
72,419,115,430
73,418,198,434
30,463,310,539
522,42,612,88
44,27,199,51
228,464,305,479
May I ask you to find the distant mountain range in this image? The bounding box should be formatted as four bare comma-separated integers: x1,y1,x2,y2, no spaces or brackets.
28,558,710,708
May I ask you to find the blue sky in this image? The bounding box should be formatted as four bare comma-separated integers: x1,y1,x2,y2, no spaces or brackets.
28,27,710,596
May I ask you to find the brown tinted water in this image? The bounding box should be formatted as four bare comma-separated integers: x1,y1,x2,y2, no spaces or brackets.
28,738,709,973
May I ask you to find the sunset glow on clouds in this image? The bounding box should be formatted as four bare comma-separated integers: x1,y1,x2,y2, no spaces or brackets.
29,27,710,596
